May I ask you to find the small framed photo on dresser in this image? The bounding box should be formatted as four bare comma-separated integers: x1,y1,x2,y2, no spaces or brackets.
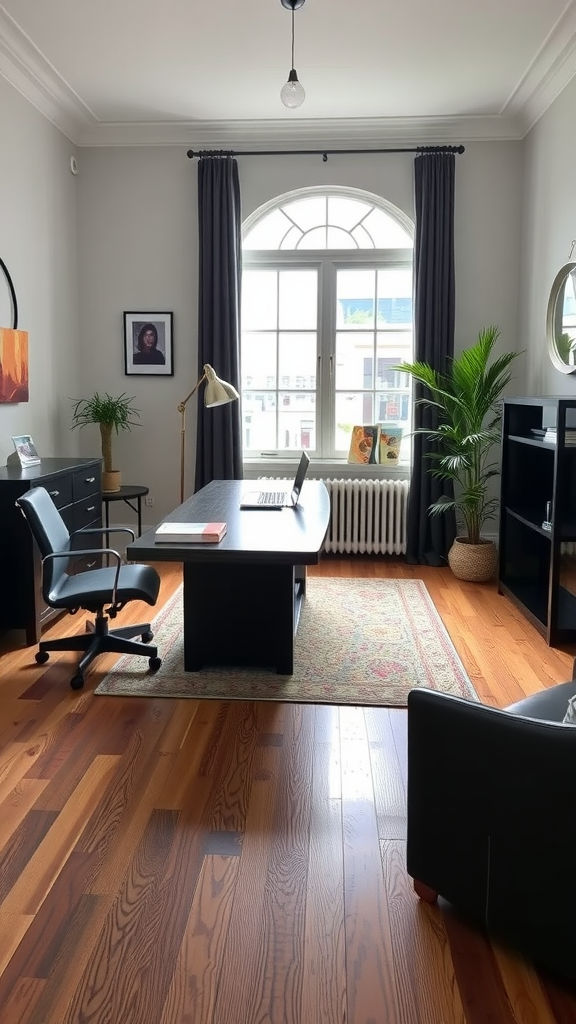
124,311,174,376
11,434,41,466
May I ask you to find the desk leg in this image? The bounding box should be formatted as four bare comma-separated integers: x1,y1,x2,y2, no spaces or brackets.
182,562,297,673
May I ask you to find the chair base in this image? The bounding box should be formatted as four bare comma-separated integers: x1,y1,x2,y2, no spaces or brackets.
37,613,158,686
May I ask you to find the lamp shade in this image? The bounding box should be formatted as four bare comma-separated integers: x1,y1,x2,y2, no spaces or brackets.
203,363,240,407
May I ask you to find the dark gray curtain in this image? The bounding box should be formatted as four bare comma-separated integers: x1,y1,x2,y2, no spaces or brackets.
406,150,457,565
194,156,243,491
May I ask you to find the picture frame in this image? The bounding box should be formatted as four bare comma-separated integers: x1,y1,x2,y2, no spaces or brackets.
123,312,174,376
11,434,40,466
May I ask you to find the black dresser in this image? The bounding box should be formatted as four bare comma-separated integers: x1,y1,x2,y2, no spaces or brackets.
0,457,102,644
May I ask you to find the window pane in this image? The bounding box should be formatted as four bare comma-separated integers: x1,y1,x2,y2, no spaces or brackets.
351,225,374,248
242,393,277,450
363,208,412,247
244,209,292,250
241,332,277,389
280,225,303,250
242,270,277,330
337,269,376,328
278,392,316,450
279,270,317,329
328,196,371,230
298,226,327,249
335,332,375,389
282,196,326,231
327,226,357,249
279,332,317,387
377,269,413,325
335,393,374,450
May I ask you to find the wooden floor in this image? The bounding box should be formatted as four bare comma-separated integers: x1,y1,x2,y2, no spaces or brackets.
1,557,575,1024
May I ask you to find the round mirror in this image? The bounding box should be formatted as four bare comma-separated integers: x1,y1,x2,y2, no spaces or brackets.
547,262,576,373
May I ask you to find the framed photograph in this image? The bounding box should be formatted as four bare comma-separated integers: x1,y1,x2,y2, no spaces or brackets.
11,434,40,466
123,312,174,376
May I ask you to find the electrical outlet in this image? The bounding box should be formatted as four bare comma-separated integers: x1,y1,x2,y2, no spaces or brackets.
145,496,154,507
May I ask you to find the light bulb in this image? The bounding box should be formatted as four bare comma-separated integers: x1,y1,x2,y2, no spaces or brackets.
281,69,305,109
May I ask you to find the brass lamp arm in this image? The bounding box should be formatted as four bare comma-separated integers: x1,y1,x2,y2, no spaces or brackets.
179,372,206,505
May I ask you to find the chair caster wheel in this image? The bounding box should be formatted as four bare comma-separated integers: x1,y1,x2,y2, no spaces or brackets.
35,651,50,664
141,631,154,644
148,657,162,672
70,674,85,690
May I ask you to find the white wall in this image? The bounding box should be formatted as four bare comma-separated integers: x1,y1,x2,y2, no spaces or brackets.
76,142,523,525
0,77,80,465
521,74,576,397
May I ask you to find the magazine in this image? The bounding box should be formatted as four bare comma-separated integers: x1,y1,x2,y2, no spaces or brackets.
347,425,379,464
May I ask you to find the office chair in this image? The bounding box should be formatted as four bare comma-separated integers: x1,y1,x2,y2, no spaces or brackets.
16,485,162,690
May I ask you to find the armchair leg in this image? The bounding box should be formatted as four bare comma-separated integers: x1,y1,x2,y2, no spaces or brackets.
413,879,438,903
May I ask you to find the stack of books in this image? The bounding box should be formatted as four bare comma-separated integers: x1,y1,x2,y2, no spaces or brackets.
542,428,576,446
155,521,227,543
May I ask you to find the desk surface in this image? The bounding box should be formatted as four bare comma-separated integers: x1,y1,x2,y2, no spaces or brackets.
127,479,330,565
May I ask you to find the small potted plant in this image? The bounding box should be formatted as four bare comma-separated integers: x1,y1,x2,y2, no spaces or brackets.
396,326,520,581
70,392,140,492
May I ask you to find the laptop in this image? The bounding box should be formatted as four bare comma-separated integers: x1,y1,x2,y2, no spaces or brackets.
240,451,310,510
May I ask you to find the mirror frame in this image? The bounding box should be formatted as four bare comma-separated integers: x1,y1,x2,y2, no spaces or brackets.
547,261,576,374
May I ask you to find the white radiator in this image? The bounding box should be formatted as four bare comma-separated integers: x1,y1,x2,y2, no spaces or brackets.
322,478,409,555
259,476,409,555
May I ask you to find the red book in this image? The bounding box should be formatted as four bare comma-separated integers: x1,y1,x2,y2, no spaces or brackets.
155,521,227,543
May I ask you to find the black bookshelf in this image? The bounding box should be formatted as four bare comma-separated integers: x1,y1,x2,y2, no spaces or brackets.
499,397,576,645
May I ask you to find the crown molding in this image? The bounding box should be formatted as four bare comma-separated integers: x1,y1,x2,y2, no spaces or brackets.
0,2,572,147
0,6,94,142
504,1,576,134
74,113,524,149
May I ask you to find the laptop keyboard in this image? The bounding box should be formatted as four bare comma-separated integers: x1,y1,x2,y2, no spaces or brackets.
258,491,287,505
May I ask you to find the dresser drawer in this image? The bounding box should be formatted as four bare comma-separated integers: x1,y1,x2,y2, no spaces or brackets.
74,497,101,533
33,473,73,510
73,465,101,501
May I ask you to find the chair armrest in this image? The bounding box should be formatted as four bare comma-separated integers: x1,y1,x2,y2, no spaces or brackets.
42,549,123,606
72,526,136,543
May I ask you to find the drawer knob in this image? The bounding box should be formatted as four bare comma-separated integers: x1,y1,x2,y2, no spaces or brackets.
49,490,60,498
86,506,96,513
85,477,96,484
86,560,96,568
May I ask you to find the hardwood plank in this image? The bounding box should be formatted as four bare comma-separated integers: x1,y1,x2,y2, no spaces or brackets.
381,840,465,1024
340,705,400,1023
365,707,407,840
1,755,118,916
159,854,241,1024
301,704,346,1024
493,944,559,1024
0,779,50,851
442,906,519,1024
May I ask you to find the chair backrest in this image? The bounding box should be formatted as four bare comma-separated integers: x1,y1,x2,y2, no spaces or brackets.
16,486,72,603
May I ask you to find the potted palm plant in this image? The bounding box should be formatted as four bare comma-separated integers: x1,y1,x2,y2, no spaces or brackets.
397,326,520,581
70,392,140,493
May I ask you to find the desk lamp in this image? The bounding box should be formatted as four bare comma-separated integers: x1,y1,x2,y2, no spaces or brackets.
178,363,239,503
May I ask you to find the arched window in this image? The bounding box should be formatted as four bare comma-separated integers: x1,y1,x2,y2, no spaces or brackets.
241,186,414,465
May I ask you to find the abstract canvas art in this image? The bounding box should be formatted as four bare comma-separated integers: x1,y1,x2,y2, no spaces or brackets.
0,328,29,403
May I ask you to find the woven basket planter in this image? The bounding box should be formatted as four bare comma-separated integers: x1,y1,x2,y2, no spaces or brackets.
447,537,497,582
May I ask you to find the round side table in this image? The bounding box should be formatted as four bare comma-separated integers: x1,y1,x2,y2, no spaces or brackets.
102,484,149,537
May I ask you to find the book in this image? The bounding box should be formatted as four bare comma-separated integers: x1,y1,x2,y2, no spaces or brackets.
378,425,403,465
155,521,227,543
347,425,379,464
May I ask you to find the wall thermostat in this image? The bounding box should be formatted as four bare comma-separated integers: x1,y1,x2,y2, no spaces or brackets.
69,156,78,175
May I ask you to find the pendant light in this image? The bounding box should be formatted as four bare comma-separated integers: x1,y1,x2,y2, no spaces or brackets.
280,0,306,109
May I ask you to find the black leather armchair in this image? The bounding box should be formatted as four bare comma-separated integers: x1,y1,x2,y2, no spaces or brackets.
16,485,162,690
407,679,576,981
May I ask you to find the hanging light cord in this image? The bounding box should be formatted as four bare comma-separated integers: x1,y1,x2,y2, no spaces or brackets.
291,9,295,71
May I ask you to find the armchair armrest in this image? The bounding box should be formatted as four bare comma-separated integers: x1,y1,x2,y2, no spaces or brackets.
41,548,123,607
71,525,136,543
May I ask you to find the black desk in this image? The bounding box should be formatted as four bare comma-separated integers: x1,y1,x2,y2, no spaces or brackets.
127,479,330,673
102,484,149,537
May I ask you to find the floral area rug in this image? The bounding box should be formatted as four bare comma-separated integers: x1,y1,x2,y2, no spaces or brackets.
94,577,477,707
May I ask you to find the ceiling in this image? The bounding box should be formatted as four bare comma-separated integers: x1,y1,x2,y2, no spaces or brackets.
1,0,576,147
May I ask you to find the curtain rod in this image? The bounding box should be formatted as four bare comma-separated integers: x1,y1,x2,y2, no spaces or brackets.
186,145,465,162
